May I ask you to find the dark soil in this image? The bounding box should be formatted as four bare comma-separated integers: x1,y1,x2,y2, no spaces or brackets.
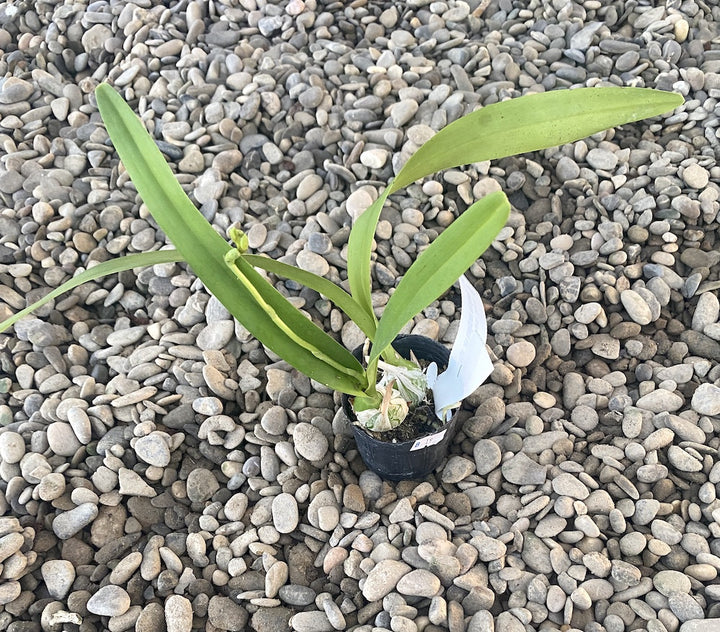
357,393,446,444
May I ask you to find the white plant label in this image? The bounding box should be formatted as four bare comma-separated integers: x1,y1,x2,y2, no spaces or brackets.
427,275,493,421
410,428,447,451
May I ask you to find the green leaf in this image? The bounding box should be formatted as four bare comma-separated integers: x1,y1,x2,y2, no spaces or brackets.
225,250,368,393
243,254,376,339
0,250,185,333
347,87,683,320
369,191,510,363
95,83,367,395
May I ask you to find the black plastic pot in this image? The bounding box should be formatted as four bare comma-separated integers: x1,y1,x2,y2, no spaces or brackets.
341,335,461,481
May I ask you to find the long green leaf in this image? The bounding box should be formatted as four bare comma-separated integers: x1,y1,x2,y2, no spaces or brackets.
347,87,683,319
225,250,367,390
369,191,510,363
243,254,376,339
0,250,185,333
95,83,367,395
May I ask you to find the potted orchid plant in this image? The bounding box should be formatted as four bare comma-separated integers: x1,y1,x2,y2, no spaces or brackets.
0,84,681,479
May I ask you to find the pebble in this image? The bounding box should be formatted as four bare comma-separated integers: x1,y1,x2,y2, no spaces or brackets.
556,156,580,181
636,390,683,413
208,597,249,631
362,560,411,601
0,77,34,103
136,603,166,632
441,456,475,483
474,440,502,475
586,148,618,171
506,340,536,367
261,406,288,435
293,423,329,461
654,570,692,596
502,452,547,485
680,621,720,632
0,431,24,463
52,503,98,539
396,569,441,598
272,493,299,534
46,422,82,457
134,433,171,467
86,585,131,616
290,611,334,632
692,383,720,416
682,163,709,189
552,473,590,499
41,560,75,599
186,468,219,502
620,290,653,325
118,468,156,497
0,533,23,564
346,188,373,220
692,292,719,331
668,592,705,622
165,595,193,632
391,100,419,127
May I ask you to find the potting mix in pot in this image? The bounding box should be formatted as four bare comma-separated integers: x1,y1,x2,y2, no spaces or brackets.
0,84,682,479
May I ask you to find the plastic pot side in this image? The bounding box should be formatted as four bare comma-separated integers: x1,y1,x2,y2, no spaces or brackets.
341,335,461,481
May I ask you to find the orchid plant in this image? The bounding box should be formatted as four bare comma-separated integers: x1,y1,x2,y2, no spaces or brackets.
0,85,681,434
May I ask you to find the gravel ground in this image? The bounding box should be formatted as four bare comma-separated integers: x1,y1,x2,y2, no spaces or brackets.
1,1,720,631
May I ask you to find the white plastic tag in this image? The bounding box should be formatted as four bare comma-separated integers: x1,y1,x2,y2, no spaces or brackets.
410,428,447,451
430,275,493,421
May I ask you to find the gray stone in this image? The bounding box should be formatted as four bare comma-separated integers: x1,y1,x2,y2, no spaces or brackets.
119,468,156,497
682,163,709,188
442,456,475,483
293,423,328,461
86,585,131,616
290,611,335,632
362,560,411,601
52,503,99,539
556,156,580,181
273,493,299,534
692,292,719,331
586,148,618,170
654,570,692,596
134,433,171,467
474,440,502,475
636,390,683,413
165,595,193,632
208,596,249,631
0,432,24,463
46,422,82,457
41,560,75,599
391,100,419,126
692,383,720,416
506,340,536,367
502,452,546,485
396,569,441,598
668,591,705,622
552,473,590,499
186,468,219,502
0,77,34,103
621,290,653,325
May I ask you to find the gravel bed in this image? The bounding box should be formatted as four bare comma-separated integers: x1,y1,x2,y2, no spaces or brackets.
1,1,720,631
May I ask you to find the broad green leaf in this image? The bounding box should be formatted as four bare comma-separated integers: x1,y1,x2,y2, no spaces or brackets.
369,191,510,363
96,83,367,395
225,251,368,393
243,254,376,339
0,250,185,334
347,87,683,319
